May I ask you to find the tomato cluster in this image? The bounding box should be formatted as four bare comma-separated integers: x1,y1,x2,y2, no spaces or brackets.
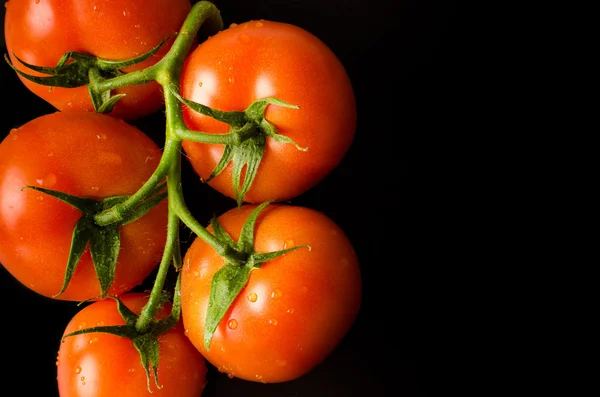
1,1,361,396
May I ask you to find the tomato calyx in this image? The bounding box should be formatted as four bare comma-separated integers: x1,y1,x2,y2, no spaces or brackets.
23,184,167,298
3,34,174,113
172,87,307,206
62,284,181,392
202,201,309,350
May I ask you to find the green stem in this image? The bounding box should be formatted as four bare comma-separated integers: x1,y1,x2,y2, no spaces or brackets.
135,205,180,333
94,68,158,93
175,127,237,144
93,149,170,226
95,1,223,93
167,167,229,256
131,1,228,328
94,1,223,227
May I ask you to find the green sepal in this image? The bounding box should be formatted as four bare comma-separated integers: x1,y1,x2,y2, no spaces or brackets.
23,185,166,298
210,216,237,249
172,92,306,205
170,89,246,127
56,217,96,297
22,185,96,211
62,292,181,393
4,34,174,113
132,334,161,391
231,135,265,207
204,261,253,349
5,52,91,88
203,202,309,350
89,226,120,296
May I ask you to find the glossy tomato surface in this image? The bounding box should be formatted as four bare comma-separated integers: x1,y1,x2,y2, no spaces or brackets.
57,293,208,397
4,0,192,120
180,20,356,203
180,204,362,383
0,111,167,301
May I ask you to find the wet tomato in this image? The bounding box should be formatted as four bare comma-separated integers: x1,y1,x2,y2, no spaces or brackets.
180,20,356,202
180,203,362,383
0,111,167,301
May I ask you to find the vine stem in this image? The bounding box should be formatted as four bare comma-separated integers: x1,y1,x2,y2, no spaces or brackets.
91,1,226,331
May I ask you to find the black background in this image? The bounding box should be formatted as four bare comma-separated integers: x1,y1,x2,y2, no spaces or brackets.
1,0,458,395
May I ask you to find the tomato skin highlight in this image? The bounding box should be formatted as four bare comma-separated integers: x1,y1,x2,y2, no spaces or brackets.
180,204,362,383
180,20,357,203
0,111,167,301
3,0,192,120
57,293,208,397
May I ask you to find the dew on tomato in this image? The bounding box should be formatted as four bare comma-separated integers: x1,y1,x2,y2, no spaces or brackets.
0,111,168,301
180,203,362,383
181,20,356,203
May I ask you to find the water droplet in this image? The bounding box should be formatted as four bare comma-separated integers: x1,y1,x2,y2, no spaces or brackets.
255,374,263,381
89,337,98,344
229,23,238,28
268,319,278,326
286,308,295,314
36,195,44,201
192,270,200,278
75,367,81,374
96,133,107,140
238,33,251,44
227,319,238,330
276,359,287,367
90,186,99,191
93,5,97,11
96,321,104,326
198,81,203,87
301,286,308,293
80,376,86,385
340,258,349,266
123,10,129,17
35,173,57,187
128,368,135,373
255,21,264,27
134,24,140,28
35,0,40,4
247,292,258,302
284,239,294,248
99,152,123,165
271,289,282,299
48,151,54,157
227,373,234,379
184,328,189,335
55,360,60,366
228,76,235,83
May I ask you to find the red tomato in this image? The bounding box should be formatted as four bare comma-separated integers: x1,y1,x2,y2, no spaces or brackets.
57,293,208,396
3,0,192,120
180,20,356,203
0,111,167,301
180,204,362,383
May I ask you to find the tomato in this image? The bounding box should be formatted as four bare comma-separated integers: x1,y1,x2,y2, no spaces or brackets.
180,20,356,203
180,204,362,383
57,293,208,396
0,111,167,301
3,0,192,120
